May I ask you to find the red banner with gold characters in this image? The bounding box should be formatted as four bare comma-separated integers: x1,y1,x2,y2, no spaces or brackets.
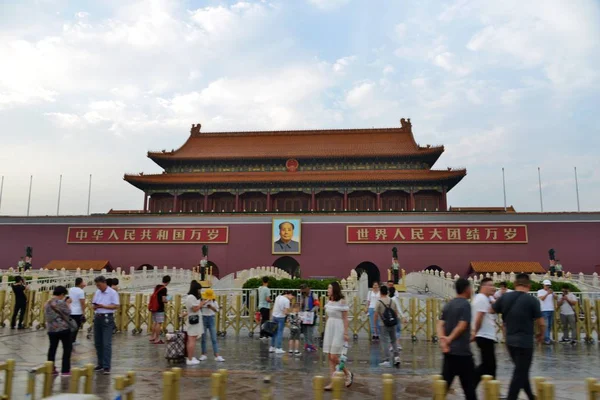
67,226,229,244
346,225,527,244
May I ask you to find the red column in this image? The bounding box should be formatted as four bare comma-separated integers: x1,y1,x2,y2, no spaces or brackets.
311,189,316,211
376,192,381,211
409,189,415,211
441,187,447,211
172,193,178,212
343,190,348,211
235,191,240,212
266,191,271,212
143,193,148,212
203,193,209,212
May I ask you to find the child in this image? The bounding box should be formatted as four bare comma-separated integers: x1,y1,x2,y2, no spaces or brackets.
288,303,301,355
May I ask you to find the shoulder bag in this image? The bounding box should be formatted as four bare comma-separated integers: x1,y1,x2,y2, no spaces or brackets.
49,302,79,333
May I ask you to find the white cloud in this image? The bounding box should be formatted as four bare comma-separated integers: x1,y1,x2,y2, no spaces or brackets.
307,0,350,11
332,56,356,73
394,23,407,40
382,65,395,75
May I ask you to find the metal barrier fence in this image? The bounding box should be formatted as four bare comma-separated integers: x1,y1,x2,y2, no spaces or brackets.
1,288,599,342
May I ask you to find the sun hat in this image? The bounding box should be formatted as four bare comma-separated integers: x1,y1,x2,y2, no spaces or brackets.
203,288,217,301
542,279,551,286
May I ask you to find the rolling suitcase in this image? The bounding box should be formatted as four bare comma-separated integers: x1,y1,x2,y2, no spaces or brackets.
165,320,187,363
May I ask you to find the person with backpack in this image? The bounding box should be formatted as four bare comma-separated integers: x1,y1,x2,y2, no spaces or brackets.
374,285,400,367
149,275,171,344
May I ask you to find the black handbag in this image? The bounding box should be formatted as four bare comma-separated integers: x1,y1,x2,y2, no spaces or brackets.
188,315,200,325
261,321,278,337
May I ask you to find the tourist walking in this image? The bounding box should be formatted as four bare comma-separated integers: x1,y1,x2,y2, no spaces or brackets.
258,277,272,340
68,277,86,344
388,287,406,350
10,276,27,329
92,276,120,374
149,275,170,344
270,291,293,354
322,282,353,390
366,282,381,340
288,303,302,355
537,279,555,344
374,285,400,367
185,280,206,365
44,286,73,376
493,273,544,400
200,288,224,362
299,283,318,351
472,277,497,388
558,284,578,344
437,278,477,400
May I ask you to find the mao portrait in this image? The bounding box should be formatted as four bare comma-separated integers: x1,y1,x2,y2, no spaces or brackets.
272,218,301,254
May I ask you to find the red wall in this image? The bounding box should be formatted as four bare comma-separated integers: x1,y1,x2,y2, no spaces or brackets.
1,218,599,277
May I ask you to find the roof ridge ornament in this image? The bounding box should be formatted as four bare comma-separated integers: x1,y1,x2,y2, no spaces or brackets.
400,118,412,131
191,123,202,136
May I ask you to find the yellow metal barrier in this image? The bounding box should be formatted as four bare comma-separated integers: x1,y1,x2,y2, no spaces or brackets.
69,364,94,394
115,371,135,400
0,359,15,400
26,361,54,400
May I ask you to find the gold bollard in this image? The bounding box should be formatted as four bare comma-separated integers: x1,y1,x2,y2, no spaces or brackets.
115,371,136,400
586,378,598,400
313,376,325,400
83,364,94,394
162,371,175,400
383,378,394,400
433,379,447,400
261,376,273,400
481,374,493,400
172,367,182,400
69,368,83,393
211,373,222,399
534,376,546,400
0,358,15,400
488,380,501,400
542,382,555,400
332,372,344,400
218,369,227,400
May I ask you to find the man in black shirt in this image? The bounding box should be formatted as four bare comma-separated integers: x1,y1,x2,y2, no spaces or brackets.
11,276,28,329
436,278,477,400
492,273,544,400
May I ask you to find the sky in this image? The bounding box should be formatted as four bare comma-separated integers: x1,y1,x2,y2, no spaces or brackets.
0,0,599,216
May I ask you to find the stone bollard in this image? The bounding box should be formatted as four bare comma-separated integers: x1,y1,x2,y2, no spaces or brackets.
332,372,345,400
534,376,546,400
481,374,493,399
211,373,222,400
218,369,227,399
313,376,325,400
542,382,555,400
433,379,447,400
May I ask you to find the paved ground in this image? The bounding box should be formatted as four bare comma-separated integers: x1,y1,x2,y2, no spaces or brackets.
0,327,596,399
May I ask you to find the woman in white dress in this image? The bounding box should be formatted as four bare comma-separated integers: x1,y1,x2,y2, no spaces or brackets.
185,280,207,365
322,281,353,390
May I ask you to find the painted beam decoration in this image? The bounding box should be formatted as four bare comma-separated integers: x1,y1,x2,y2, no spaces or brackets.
346,225,527,244
67,226,229,244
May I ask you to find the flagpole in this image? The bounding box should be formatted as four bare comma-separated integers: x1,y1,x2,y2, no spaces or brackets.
574,167,580,212
57,174,62,216
87,174,92,215
27,175,33,216
538,167,544,212
502,167,507,211
0,175,4,213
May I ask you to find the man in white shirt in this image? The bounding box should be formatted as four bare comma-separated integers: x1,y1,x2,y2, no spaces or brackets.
69,277,86,344
472,277,498,388
558,284,578,344
270,290,293,354
92,276,120,374
537,280,555,345
494,282,512,300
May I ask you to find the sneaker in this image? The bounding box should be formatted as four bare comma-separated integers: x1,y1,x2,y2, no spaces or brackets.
571,340,577,345
199,355,208,361
260,336,268,341
379,361,391,367
345,372,354,388
294,351,301,356
61,372,71,377
269,347,276,353
215,356,225,362
394,357,401,368
186,358,200,365
288,350,294,354
544,340,552,345
559,338,569,343
103,369,111,375
275,348,285,354
397,343,403,350
52,369,59,376
94,366,103,372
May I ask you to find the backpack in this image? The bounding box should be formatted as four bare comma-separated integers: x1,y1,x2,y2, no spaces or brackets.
148,285,165,312
379,300,398,327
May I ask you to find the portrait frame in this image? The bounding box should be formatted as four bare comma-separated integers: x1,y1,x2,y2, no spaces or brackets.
272,217,302,255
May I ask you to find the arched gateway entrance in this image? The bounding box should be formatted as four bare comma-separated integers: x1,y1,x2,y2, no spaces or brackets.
355,262,381,288
272,256,301,278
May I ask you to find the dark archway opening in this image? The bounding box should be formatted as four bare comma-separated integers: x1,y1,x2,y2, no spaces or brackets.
355,262,381,288
137,264,153,271
272,256,301,278
425,265,443,273
206,261,220,279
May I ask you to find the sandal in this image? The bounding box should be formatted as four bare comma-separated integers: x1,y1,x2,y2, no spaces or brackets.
324,384,333,391
153,340,165,344
345,372,354,388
